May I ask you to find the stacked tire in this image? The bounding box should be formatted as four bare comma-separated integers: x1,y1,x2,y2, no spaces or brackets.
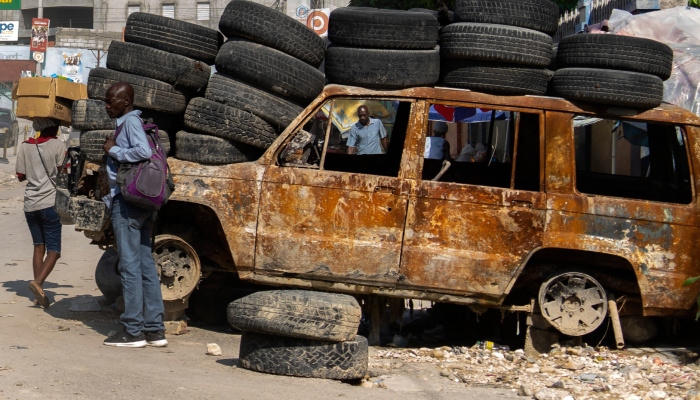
173,0,326,165
74,12,222,162
227,290,367,380
550,34,673,108
439,0,559,95
326,7,441,89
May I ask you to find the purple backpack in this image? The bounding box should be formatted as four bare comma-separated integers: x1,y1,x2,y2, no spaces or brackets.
114,120,174,211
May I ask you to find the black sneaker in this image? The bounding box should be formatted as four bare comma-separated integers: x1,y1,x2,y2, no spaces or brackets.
103,331,147,348
145,330,168,347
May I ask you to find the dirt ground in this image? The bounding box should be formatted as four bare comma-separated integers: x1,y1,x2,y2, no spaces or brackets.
0,145,520,400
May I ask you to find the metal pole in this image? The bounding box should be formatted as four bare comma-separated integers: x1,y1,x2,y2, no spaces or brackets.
608,294,625,349
36,0,44,77
2,128,8,161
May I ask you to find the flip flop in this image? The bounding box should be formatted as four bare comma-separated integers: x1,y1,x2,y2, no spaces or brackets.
29,281,50,309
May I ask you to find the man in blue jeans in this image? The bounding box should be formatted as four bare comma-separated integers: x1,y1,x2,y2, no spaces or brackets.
16,117,66,308
101,82,167,348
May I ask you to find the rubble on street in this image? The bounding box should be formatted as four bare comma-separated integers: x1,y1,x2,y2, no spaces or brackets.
366,344,700,400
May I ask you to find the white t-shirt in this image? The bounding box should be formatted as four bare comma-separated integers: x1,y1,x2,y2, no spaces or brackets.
16,138,66,212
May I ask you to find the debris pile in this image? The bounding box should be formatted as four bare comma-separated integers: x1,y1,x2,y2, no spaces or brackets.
368,344,700,400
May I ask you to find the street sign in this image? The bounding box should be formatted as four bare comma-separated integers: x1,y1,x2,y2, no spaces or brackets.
0,0,21,11
0,21,18,41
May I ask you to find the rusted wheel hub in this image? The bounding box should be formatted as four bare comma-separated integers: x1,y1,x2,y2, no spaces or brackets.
153,235,201,302
538,271,608,336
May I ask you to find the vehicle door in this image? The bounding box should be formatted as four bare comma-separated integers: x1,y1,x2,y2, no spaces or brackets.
399,101,546,299
255,97,415,286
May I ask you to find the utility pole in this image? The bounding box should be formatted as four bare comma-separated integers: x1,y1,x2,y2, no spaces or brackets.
35,0,44,77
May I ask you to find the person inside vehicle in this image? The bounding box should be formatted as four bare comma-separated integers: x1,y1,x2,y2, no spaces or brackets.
424,121,452,161
456,141,488,162
16,117,66,309
347,105,388,155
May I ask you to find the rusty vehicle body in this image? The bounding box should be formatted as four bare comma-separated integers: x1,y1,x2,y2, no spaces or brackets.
76,84,700,335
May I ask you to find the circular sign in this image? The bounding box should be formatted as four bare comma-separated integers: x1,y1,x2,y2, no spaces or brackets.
33,52,44,63
306,10,328,35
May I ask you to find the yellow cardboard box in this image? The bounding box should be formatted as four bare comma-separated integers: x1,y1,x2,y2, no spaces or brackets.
12,77,88,122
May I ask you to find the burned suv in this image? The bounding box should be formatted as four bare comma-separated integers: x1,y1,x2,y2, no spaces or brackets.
72,85,700,340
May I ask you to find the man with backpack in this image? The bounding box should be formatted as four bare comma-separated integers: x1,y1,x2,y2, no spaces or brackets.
102,82,167,348
16,117,65,309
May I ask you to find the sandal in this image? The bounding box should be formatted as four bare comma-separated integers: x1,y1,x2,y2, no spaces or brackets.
29,281,50,308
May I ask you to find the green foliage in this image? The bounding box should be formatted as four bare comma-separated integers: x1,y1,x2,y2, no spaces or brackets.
683,276,700,320
690,0,700,8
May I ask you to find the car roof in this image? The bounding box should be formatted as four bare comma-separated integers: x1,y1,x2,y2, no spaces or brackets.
316,84,700,127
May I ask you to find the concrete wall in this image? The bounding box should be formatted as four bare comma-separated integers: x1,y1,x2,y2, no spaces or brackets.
55,28,120,51
93,0,232,32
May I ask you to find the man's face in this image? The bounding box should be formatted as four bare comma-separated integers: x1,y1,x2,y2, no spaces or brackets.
357,107,370,126
105,89,127,119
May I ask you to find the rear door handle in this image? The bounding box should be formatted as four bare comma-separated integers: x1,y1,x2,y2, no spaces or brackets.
511,200,533,208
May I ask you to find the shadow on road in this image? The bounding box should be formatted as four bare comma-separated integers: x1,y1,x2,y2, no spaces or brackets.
1,279,73,303
216,358,240,367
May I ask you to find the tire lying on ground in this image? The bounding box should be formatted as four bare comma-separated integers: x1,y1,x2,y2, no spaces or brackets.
88,68,187,114
239,332,368,380
215,39,325,105
325,46,440,89
80,129,171,162
184,97,278,149
227,290,362,341
549,68,664,108
454,0,560,36
106,41,211,94
205,73,304,130
174,130,263,165
440,23,553,67
95,247,122,303
328,8,439,50
124,12,223,65
218,0,326,67
441,60,550,95
556,34,673,80
72,99,114,130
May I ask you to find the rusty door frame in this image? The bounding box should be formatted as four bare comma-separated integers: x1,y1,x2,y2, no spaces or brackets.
397,99,548,301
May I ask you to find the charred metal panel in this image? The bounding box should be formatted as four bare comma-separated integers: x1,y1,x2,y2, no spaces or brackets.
400,179,546,298
255,165,410,285
542,114,700,315
168,159,265,275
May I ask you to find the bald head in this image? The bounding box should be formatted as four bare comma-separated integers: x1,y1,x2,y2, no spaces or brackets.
104,82,134,119
357,105,370,126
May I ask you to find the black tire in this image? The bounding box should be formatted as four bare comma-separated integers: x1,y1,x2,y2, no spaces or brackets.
205,73,304,130
408,8,455,24
328,8,439,50
440,23,552,67
214,39,325,105
80,130,111,162
106,41,211,93
454,0,560,36
239,332,368,380
550,68,663,108
227,290,362,341
174,130,262,165
556,34,673,80
95,248,122,303
184,97,278,149
441,60,549,95
124,12,222,65
80,129,170,160
72,99,114,130
88,68,187,114
218,0,326,67
325,46,440,89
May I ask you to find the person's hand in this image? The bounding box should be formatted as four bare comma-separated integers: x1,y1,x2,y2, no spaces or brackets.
103,135,115,153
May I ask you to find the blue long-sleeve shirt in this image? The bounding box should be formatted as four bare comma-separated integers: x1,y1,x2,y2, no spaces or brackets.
103,110,151,208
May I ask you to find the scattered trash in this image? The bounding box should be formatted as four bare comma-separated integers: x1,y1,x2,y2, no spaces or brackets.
0,366,11,372
4,263,17,266
206,343,222,356
0,314,14,317
476,341,510,351
68,297,101,312
58,326,70,331
9,346,27,349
